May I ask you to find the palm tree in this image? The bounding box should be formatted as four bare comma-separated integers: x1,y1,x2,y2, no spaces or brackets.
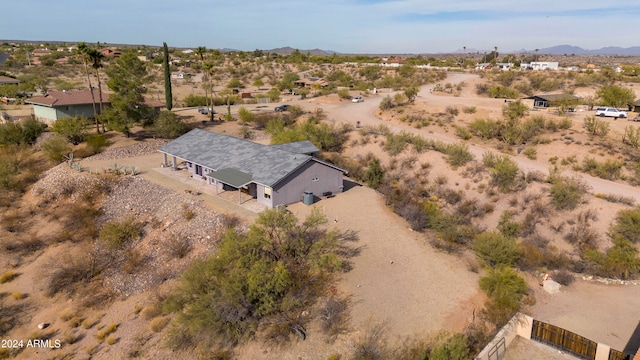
76,43,99,132
195,46,208,110
88,49,106,115
535,49,539,62
494,46,498,62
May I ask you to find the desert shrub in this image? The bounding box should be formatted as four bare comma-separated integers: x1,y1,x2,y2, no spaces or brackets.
610,208,640,243
497,211,520,238
463,106,477,114
150,316,170,332
623,125,640,148
337,89,350,100
479,267,528,327
549,176,587,210
41,134,71,163
379,96,394,110
445,106,459,116
318,295,351,340
237,107,254,124
454,126,472,140
488,85,519,99
45,250,104,297
183,94,208,107
99,217,143,249
483,153,520,192
167,235,192,259
153,111,187,139
181,204,195,220
351,325,390,360
444,143,473,167
267,118,351,152
85,133,109,153
365,157,384,189
473,231,522,267
583,116,610,137
553,270,575,286
0,117,47,146
468,119,500,140
163,208,355,347
428,333,470,360
585,236,640,279
522,146,537,160
581,157,623,180
0,270,18,284
51,117,89,144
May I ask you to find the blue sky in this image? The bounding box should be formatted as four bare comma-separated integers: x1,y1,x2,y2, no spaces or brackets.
2,1,639,53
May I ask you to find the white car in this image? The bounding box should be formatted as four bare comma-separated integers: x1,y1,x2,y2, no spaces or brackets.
352,96,364,103
596,107,627,119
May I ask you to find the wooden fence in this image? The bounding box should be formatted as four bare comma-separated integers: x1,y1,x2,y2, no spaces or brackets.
531,319,597,360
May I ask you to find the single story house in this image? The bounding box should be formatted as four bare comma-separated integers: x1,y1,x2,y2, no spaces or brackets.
99,48,122,57
26,90,107,123
0,76,19,85
520,62,559,71
294,77,328,89
523,94,579,108
158,129,346,208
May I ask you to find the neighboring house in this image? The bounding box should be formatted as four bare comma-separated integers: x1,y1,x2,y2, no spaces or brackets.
25,90,106,123
159,129,346,208
520,62,559,71
294,77,328,89
99,48,122,57
523,94,579,108
0,76,19,85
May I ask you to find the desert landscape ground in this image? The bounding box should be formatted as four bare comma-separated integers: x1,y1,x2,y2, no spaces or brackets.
2,45,640,359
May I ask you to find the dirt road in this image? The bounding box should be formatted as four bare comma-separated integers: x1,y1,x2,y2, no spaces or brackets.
310,73,640,203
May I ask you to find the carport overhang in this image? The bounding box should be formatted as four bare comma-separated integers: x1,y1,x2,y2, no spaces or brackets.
207,168,253,203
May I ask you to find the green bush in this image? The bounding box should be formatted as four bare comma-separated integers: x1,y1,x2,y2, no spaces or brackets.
468,119,500,140
41,134,71,163
153,111,187,139
483,153,520,192
183,94,208,107
473,231,522,267
497,211,520,238
444,143,473,167
611,208,640,243
0,118,47,146
163,208,353,347
51,117,89,145
365,157,384,189
85,133,109,153
549,176,587,210
583,116,609,137
99,217,143,249
428,333,470,360
479,267,528,327
379,96,394,110
454,126,472,140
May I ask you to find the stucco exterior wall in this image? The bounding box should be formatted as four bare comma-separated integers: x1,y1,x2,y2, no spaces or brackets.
272,161,343,207
33,104,97,123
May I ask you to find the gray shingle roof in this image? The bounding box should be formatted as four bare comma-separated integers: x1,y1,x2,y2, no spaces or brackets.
159,129,342,187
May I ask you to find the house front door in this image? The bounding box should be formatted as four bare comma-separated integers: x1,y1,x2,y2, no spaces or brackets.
195,165,202,176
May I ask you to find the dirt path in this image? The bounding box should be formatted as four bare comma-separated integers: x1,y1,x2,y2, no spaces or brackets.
312,73,640,203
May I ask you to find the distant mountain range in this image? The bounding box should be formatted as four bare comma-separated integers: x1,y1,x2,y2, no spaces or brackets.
457,45,640,56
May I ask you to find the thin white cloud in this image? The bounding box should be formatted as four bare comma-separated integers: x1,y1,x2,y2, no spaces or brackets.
2,1,639,53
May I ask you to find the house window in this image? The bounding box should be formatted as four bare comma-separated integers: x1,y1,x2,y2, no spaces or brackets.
312,176,319,182
264,187,271,199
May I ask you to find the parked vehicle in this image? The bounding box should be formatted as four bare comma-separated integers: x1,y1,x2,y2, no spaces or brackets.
596,107,627,119
352,96,364,103
275,104,289,112
198,107,215,115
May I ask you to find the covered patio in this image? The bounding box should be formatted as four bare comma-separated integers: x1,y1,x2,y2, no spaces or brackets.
207,168,256,205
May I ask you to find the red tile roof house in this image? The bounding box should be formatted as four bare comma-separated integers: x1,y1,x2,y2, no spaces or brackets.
25,90,107,124
0,76,19,85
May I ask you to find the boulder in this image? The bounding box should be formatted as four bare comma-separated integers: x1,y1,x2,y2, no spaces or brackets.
543,279,561,294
